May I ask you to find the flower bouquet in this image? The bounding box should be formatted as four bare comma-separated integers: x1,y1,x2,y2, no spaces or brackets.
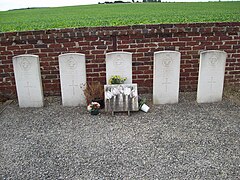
87,102,101,115
109,75,127,84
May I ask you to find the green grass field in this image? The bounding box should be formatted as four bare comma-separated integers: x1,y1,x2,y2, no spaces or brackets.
0,2,239,32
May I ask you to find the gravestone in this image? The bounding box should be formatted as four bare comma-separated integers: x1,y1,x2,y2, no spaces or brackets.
13,55,44,107
153,51,181,104
59,53,86,106
106,52,132,84
197,50,227,103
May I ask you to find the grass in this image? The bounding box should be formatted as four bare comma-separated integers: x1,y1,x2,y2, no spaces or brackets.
0,2,239,32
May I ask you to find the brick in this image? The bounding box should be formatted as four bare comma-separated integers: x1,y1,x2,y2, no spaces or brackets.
7,46,20,51
56,39,70,43
13,50,26,55
26,49,39,54
85,36,98,41
48,44,62,48
90,50,105,54
187,32,200,37
66,47,80,52
137,48,150,53
34,44,48,48
192,37,206,41
224,41,238,45
91,41,104,46
53,48,67,52
220,36,233,41
165,37,178,42
137,66,150,70
173,42,186,46
62,42,75,47
205,46,219,50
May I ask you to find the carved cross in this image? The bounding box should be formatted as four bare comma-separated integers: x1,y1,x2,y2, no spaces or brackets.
208,77,217,91
24,81,34,97
69,80,78,96
162,78,171,92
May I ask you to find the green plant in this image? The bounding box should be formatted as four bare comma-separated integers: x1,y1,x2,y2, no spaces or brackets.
109,75,127,84
1,2,239,32
138,97,146,109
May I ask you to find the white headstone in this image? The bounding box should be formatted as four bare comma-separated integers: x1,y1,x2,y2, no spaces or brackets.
197,50,227,103
106,52,132,84
59,53,86,106
13,55,44,107
153,51,181,104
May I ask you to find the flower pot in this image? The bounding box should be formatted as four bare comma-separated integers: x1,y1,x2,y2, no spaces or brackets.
91,109,99,115
140,104,149,113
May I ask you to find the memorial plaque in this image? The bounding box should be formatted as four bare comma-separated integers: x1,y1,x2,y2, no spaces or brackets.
197,50,227,103
153,51,181,104
13,55,44,107
104,84,138,114
59,53,86,106
106,52,132,84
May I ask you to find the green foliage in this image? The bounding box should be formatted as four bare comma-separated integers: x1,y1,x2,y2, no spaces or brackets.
109,75,127,84
138,97,146,108
0,2,239,32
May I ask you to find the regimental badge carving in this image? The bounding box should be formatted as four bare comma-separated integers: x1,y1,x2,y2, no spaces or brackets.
67,56,77,69
20,58,31,71
209,54,219,67
162,55,173,67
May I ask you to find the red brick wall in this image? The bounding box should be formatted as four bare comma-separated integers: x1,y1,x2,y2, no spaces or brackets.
0,22,239,97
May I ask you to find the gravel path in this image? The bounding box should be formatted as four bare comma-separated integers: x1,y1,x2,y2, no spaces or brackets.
0,93,239,179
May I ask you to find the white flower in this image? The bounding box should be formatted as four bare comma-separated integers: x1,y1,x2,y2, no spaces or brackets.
105,91,113,100
130,90,138,98
118,85,124,94
87,105,92,112
124,87,131,95
112,88,120,96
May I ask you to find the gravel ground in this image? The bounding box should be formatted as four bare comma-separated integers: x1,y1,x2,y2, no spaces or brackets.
0,92,239,179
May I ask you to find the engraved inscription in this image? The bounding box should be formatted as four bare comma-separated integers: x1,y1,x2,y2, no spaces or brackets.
115,55,124,66
161,68,173,77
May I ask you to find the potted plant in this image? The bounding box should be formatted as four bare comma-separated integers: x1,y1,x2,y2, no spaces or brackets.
138,97,150,113
109,75,127,84
87,102,101,115
84,82,104,108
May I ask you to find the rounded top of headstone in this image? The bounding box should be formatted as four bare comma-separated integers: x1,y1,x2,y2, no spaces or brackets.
154,51,180,55
200,50,227,56
13,54,39,59
106,51,132,56
59,53,85,58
